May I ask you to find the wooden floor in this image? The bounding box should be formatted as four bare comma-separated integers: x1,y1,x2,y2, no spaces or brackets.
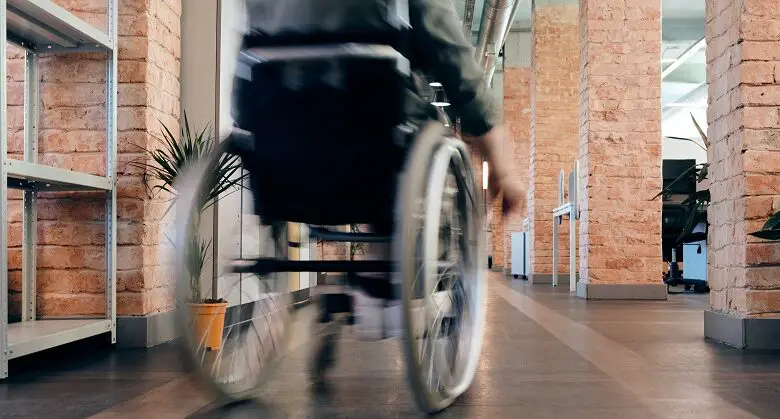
4,273,780,418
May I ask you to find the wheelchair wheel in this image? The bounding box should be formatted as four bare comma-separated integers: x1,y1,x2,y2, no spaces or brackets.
171,137,295,400
396,122,487,413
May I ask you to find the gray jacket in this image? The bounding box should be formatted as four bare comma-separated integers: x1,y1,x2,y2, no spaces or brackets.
243,0,497,137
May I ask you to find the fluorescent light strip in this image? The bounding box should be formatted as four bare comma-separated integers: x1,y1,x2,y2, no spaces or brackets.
662,38,706,79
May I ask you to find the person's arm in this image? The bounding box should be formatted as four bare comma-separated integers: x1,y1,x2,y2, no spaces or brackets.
408,0,496,138
409,0,524,213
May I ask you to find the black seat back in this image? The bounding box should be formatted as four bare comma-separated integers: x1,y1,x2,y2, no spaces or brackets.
229,1,414,226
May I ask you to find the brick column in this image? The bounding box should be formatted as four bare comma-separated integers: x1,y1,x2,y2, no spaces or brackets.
488,73,504,271
577,0,664,299
502,31,532,275
114,0,182,322
529,0,580,283
703,0,780,349
5,0,181,345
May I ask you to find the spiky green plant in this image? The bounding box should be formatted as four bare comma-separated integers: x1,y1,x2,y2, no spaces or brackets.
654,113,710,244
656,113,780,243
349,224,367,261
130,111,246,302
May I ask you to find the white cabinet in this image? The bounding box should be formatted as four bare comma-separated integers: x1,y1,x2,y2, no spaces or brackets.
683,241,707,282
511,232,528,278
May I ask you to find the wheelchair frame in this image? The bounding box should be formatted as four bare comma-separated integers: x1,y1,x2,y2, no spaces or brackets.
173,35,487,414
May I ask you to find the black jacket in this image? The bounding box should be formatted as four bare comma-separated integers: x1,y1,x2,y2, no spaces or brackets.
243,0,496,137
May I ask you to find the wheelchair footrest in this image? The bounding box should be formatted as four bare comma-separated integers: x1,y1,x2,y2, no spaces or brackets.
231,259,394,275
309,227,391,243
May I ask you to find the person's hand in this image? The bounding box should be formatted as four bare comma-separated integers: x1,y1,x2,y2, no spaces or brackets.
464,125,526,216
500,177,525,216
490,173,525,217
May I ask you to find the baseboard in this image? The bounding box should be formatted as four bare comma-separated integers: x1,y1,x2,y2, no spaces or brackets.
116,288,311,349
291,287,311,305
576,282,667,300
117,310,178,349
528,273,576,285
490,265,504,272
705,310,780,350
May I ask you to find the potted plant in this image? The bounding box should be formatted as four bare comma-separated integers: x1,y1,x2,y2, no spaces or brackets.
349,224,367,261
131,112,244,351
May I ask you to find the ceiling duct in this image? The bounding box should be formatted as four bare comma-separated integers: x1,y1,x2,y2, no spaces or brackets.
462,0,476,37
474,0,522,86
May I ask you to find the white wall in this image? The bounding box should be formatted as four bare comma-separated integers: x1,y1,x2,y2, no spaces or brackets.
213,1,311,306
181,0,219,299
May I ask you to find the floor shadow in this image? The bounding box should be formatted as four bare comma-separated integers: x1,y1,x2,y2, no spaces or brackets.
188,399,275,418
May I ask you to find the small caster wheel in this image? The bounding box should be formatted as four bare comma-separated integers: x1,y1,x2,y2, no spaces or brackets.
513,274,519,279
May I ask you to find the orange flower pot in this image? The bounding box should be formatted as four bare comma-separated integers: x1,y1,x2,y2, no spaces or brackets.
189,301,228,351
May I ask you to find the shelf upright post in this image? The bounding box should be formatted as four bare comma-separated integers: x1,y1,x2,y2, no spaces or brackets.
105,0,118,344
22,49,39,322
0,0,9,380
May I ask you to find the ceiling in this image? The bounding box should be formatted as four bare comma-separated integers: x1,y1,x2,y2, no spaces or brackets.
450,0,707,157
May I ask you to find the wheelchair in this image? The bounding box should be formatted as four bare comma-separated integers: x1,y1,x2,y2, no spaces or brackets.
171,6,487,414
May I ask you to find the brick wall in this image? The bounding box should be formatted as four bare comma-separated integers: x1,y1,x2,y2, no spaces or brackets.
4,0,181,319
489,191,503,268
578,0,662,285
706,0,780,316
114,0,181,316
530,4,580,275
503,67,531,267
469,146,489,264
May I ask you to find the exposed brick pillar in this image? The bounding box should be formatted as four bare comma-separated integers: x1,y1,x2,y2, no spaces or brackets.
503,66,531,274
489,188,504,270
703,0,780,349
577,0,664,299
5,0,181,342
529,1,580,283
113,0,182,319
488,74,504,271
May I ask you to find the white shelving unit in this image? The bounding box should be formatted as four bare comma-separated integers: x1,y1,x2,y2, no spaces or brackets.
1,0,117,378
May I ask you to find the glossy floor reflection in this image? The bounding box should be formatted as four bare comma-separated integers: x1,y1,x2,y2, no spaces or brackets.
4,273,780,418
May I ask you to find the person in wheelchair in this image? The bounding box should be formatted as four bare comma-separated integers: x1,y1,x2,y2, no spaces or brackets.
232,0,524,213
176,0,524,413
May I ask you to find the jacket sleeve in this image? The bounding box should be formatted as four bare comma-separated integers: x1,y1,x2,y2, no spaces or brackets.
408,0,497,137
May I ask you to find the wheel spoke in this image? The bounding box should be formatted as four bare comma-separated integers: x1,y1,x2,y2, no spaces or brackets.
400,132,487,413
173,142,294,400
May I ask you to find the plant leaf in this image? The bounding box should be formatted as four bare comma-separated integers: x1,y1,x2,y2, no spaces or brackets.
682,189,711,206
760,210,780,232
677,204,708,244
749,229,780,241
697,163,709,182
664,136,707,152
690,112,708,149
653,165,699,200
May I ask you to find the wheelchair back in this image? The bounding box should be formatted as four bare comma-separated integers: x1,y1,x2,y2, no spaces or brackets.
232,0,416,226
